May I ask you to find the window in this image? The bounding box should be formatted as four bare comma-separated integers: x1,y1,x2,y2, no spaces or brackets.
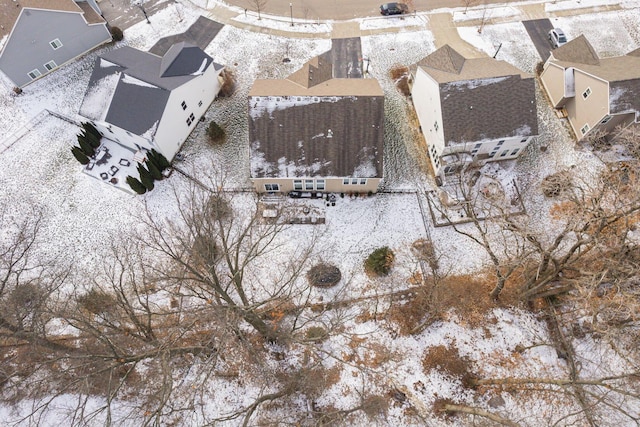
27,69,42,80
520,138,528,143
351,178,358,185
305,179,314,190
474,143,482,149
580,124,590,135
488,150,497,158
359,179,367,185
43,60,57,71
497,140,505,146
316,179,325,191
582,87,592,99
343,178,350,185
181,101,187,110
433,121,439,131
500,149,509,157
600,115,612,125
186,113,196,126
49,39,63,50
511,148,520,156
198,100,203,107
264,183,280,192
294,180,303,190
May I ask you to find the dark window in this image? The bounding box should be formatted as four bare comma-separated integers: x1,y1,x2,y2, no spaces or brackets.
181,101,187,110
264,183,280,192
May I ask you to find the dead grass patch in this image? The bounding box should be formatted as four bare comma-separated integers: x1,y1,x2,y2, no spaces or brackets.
390,65,410,96
386,267,522,334
422,345,476,389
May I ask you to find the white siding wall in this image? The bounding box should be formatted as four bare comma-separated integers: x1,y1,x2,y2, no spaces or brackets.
154,66,222,160
411,67,444,173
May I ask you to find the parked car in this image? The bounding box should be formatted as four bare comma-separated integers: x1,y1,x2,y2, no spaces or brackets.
548,28,568,49
380,2,408,15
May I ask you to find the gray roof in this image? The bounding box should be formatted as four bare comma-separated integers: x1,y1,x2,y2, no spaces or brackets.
416,45,538,144
80,44,217,136
160,42,213,77
148,16,223,56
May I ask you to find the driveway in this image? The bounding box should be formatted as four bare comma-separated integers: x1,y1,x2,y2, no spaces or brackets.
522,19,554,61
320,38,363,78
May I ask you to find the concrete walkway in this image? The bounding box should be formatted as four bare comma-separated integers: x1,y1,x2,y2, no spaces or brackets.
102,0,632,60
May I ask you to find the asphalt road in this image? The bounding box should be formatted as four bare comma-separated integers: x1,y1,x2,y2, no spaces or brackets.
247,0,539,21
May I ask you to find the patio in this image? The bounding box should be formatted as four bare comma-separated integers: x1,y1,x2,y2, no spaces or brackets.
83,140,139,192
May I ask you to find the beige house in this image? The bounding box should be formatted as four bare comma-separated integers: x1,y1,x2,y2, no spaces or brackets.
248,53,385,195
540,35,640,141
409,45,538,179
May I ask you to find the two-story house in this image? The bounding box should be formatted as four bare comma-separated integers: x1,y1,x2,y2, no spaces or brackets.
0,0,111,89
410,45,538,179
248,53,385,194
79,42,225,162
540,35,640,141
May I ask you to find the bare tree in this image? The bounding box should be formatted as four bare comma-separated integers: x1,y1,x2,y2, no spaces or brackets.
247,0,268,20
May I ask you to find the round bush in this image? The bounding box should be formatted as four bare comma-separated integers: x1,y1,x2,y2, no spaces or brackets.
110,26,124,42
206,121,225,144
364,246,395,276
307,263,341,287
305,326,329,342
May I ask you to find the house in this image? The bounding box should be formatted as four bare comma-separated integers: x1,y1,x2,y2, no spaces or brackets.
539,35,640,141
79,42,225,162
0,0,112,89
409,45,538,179
248,53,385,194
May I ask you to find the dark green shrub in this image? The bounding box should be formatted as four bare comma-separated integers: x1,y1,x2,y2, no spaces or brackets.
83,130,101,148
78,137,95,156
146,159,163,180
364,246,395,276
82,122,101,139
71,146,90,165
126,176,147,194
110,26,124,42
206,120,225,144
147,149,170,172
137,164,155,190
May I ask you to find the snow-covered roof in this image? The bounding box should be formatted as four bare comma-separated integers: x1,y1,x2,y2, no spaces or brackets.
79,44,217,136
249,49,384,179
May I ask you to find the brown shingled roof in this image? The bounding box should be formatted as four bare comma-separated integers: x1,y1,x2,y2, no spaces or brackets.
418,44,465,74
627,47,640,57
416,45,530,84
287,56,334,89
551,34,600,65
0,0,89,38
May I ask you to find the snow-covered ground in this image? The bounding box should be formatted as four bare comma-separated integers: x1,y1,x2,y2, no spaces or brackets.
1,0,640,425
